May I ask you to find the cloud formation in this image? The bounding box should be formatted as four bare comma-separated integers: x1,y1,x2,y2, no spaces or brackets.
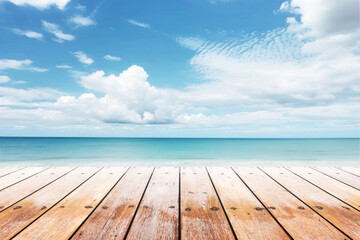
42,20,75,43
104,54,121,61
127,19,150,28
2,0,71,10
69,15,96,28
12,28,43,40
73,51,93,65
0,59,48,72
0,76,11,83
56,64,72,69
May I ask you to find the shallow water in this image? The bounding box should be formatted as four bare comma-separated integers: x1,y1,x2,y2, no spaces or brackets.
0,137,359,166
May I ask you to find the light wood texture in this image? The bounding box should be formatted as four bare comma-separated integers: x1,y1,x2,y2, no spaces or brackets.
0,167,100,240
233,167,349,240
0,167,48,190
288,167,360,210
313,167,360,190
181,167,235,240
338,167,360,177
207,167,290,240
72,167,153,240
0,167,24,178
0,167,74,212
126,167,179,240
261,167,360,239
14,167,127,240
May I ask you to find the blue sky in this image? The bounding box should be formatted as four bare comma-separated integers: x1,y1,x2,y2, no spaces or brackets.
0,0,359,137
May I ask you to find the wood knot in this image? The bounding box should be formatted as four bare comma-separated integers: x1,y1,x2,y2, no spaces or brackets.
268,206,276,210
0,206,4,209
342,206,350,210
210,207,219,211
169,206,175,209
185,208,191,211
298,206,305,210
203,192,207,194
41,206,47,210
60,206,65,208
85,205,93,209
13,206,22,210
128,205,135,208
315,206,323,210
143,205,149,208
231,207,237,210
254,207,264,211
102,206,108,210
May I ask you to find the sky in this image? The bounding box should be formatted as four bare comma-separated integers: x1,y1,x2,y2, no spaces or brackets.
0,0,359,137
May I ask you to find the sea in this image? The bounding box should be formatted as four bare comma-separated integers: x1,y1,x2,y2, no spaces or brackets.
0,137,359,166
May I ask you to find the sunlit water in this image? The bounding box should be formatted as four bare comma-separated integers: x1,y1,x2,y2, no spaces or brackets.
0,138,359,166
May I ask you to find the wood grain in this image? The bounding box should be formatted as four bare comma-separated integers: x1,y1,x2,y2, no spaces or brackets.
0,167,48,190
338,167,360,177
72,167,153,240
288,167,360,210
126,167,179,240
233,167,349,240
14,167,127,240
207,167,290,240
0,167,24,178
0,167,74,212
313,167,360,190
261,167,360,239
181,167,235,240
0,167,101,240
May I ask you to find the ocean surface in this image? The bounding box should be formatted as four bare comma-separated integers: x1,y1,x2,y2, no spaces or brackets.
0,137,359,166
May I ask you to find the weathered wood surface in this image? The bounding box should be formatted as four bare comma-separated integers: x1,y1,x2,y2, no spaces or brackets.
0,166,359,240
126,167,179,240
313,166,360,190
338,167,360,177
0,167,25,178
233,167,349,240
0,167,101,240
0,167,48,190
261,167,360,239
288,167,360,210
14,167,127,240
0,167,74,212
207,167,290,240
181,167,235,240
72,167,153,240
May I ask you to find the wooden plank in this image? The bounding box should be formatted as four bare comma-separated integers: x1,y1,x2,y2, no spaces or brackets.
261,167,360,239
207,167,290,240
338,167,360,177
14,167,128,240
126,167,179,240
233,167,349,240
0,167,48,190
181,167,235,240
288,167,360,210
71,167,153,239
0,167,101,240
0,167,74,212
313,167,360,190
0,167,24,178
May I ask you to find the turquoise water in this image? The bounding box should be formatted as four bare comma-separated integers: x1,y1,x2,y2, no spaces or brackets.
0,138,359,166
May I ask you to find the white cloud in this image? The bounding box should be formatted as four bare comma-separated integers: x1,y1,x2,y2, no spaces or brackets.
73,51,93,65
0,59,48,72
12,28,43,40
42,20,75,43
56,65,180,124
127,19,150,29
69,15,96,28
56,64,72,69
75,4,86,11
104,54,121,61
3,0,71,10
0,76,11,83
